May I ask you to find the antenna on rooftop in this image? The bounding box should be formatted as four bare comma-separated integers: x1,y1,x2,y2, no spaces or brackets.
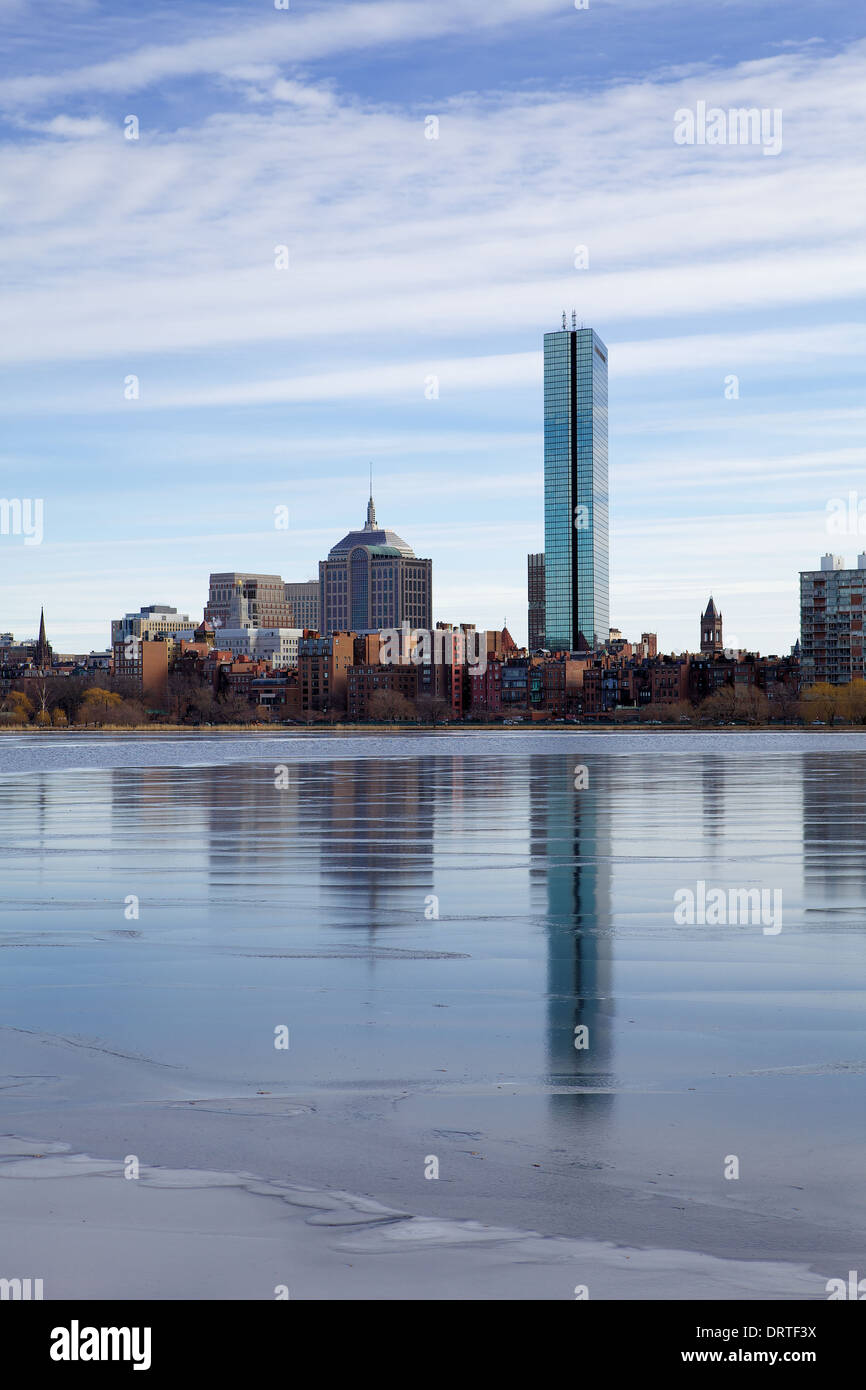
561,310,567,330
571,309,577,330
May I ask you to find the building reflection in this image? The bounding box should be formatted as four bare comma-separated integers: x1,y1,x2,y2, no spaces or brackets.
802,752,866,904
701,756,726,848
106,757,439,930
313,757,436,926
530,755,614,1105
97,751,614,1084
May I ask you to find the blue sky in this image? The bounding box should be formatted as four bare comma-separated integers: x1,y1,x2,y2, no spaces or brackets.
1,0,864,654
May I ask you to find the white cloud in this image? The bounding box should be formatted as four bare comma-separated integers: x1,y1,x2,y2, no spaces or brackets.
0,40,863,384
0,0,568,108
39,114,112,138
270,78,335,110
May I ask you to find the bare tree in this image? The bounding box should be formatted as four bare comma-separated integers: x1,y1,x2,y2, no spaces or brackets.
768,683,801,724
215,691,258,724
368,689,415,721
415,694,450,726
699,685,739,722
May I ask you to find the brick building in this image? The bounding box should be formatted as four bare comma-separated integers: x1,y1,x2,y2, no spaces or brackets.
347,664,418,720
298,632,355,715
111,633,171,702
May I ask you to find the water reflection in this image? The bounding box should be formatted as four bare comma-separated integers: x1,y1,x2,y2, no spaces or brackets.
1,746,864,1093
530,757,613,1091
802,751,866,906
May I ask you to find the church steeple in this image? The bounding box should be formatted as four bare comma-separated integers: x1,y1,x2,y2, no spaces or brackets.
35,607,52,668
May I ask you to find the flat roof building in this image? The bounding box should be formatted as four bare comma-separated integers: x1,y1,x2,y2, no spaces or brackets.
204,574,294,630
800,554,866,686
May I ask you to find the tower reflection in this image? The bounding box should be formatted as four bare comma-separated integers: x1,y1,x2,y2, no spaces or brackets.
530,755,614,1111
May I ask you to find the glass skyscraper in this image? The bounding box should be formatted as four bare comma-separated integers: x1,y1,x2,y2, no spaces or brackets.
543,323,609,651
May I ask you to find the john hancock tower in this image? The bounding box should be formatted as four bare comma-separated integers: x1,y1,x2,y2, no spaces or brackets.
543,317,609,652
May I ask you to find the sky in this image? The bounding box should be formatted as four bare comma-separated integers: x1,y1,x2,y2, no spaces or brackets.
1,0,864,655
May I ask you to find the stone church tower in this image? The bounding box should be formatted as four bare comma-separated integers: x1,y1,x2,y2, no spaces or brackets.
700,597,723,655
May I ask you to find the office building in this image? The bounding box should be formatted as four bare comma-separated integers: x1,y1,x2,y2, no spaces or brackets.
528,553,545,651
543,317,609,651
319,493,432,635
284,581,319,630
204,574,294,630
111,604,194,646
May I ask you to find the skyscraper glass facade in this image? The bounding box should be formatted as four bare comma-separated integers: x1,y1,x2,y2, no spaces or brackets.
543,326,609,651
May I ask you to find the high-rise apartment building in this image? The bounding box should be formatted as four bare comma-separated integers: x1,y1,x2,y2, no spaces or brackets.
543,319,609,652
204,574,294,630
284,581,319,630
319,494,432,636
528,553,545,651
800,553,866,685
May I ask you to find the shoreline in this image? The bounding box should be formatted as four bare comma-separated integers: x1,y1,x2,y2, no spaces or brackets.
0,1134,828,1301
0,723,854,735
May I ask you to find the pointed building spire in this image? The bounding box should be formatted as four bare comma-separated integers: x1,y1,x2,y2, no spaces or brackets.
365,463,377,529
35,607,51,668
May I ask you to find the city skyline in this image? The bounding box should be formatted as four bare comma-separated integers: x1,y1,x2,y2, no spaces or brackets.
0,490,835,662
1,3,864,655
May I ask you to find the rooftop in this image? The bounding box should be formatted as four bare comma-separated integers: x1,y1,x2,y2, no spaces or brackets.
328,494,416,558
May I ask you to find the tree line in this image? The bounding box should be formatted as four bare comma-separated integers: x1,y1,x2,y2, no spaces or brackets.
0,673,857,727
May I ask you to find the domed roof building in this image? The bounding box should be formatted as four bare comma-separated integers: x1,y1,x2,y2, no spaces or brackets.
319,491,432,635
328,496,415,559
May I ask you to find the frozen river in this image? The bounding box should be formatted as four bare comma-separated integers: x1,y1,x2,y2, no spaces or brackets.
1,730,864,1298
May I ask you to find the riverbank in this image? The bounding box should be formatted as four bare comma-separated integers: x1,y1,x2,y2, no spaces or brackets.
0,721,853,734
